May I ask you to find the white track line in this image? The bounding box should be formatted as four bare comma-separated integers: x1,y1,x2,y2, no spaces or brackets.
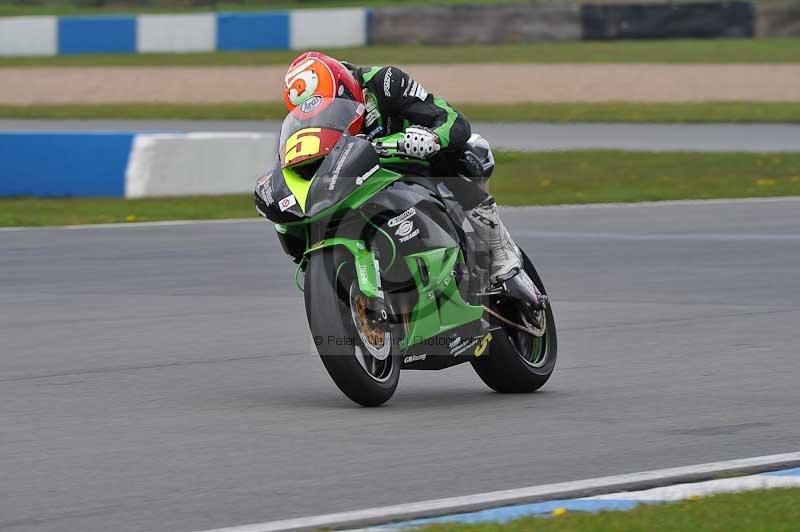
2,196,799,233
192,452,800,532
0,217,257,232
501,195,800,211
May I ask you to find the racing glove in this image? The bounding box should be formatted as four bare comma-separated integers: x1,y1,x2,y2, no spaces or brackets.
400,126,440,159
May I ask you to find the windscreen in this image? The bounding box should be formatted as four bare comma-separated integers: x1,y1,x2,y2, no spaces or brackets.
279,98,364,168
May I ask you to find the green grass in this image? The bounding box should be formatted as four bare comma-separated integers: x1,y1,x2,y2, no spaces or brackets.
2,39,800,67
420,488,800,532
488,150,800,205
2,151,799,227
4,101,800,123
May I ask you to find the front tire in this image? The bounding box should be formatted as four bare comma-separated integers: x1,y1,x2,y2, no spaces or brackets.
471,252,557,393
304,249,400,407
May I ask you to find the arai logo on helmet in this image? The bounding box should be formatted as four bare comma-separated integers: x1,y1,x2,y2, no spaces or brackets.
301,95,323,113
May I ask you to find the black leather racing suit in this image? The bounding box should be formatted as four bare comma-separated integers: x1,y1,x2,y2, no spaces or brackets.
348,64,491,210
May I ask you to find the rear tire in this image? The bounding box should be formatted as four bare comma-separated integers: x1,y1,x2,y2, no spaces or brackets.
304,248,400,407
471,252,557,393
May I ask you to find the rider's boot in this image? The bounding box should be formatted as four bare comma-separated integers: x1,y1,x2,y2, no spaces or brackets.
468,198,547,310
467,198,523,284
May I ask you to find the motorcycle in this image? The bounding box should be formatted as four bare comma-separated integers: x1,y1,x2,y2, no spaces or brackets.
256,98,557,406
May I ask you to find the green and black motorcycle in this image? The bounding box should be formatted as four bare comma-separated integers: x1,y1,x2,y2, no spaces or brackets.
256,99,556,406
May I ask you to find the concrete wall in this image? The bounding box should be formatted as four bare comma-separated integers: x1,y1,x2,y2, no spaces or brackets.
0,132,276,198
126,133,276,198
0,9,368,56
369,3,581,45
756,0,800,37
0,16,57,57
137,14,216,53
0,1,787,57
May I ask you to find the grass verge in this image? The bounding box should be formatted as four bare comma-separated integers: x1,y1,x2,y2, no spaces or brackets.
2,151,799,227
420,488,800,532
3,101,800,123
2,39,800,67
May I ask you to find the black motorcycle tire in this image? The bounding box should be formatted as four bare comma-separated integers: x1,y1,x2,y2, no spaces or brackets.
471,251,558,393
304,248,400,407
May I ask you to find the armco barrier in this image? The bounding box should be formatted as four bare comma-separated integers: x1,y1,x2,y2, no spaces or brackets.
0,132,276,198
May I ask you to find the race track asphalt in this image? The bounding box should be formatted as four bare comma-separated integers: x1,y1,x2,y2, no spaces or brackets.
2,120,800,152
1,198,799,532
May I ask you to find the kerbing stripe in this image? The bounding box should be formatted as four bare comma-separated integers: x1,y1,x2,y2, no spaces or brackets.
191,452,800,532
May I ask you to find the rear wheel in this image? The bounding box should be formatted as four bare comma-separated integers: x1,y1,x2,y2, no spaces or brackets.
471,252,557,393
304,248,400,406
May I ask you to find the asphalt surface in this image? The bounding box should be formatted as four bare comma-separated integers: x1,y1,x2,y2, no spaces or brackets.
2,120,800,152
2,198,799,532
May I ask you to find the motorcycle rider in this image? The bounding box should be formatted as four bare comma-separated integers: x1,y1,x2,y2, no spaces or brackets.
279,51,523,285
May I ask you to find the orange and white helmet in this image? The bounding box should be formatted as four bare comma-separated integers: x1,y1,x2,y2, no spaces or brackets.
282,51,365,115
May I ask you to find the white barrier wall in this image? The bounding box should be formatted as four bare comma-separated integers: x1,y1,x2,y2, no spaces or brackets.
290,8,368,49
0,16,57,56
125,133,276,198
137,14,217,53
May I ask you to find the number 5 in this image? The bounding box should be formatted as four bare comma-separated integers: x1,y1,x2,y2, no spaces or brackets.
285,128,322,165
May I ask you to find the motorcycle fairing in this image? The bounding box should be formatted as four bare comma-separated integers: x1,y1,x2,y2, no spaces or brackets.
296,135,383,217
399,245,484,349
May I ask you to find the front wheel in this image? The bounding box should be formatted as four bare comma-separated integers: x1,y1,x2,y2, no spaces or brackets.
471,251,557,393
304,248,400,407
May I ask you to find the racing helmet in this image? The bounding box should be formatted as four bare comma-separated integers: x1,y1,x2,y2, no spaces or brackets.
282,51,365,136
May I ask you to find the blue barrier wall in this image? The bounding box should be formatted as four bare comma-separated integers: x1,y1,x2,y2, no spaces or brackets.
58,16,137,55
0,133,133,197
217,12,290,51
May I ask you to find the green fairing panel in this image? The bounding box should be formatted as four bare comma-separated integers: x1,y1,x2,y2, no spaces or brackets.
283,166,402,227
400,247,484,349
303,238,380,298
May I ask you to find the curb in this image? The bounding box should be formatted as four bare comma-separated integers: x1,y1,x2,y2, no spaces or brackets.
193,452,800,532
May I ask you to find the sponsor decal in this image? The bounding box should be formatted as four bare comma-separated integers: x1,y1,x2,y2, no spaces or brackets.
357,261,370,286
452,337,479,357
328,142,354,191
403,354,427,363
474,333,493,357
365,92,380,127
403,79,428,100
383,68,393,97
395,220,414,238
279,194,297,212
356,164,380,186
448,336,462,351
300,95,323,113
256,173,273,205
398,229,419,243
388,207,416,227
